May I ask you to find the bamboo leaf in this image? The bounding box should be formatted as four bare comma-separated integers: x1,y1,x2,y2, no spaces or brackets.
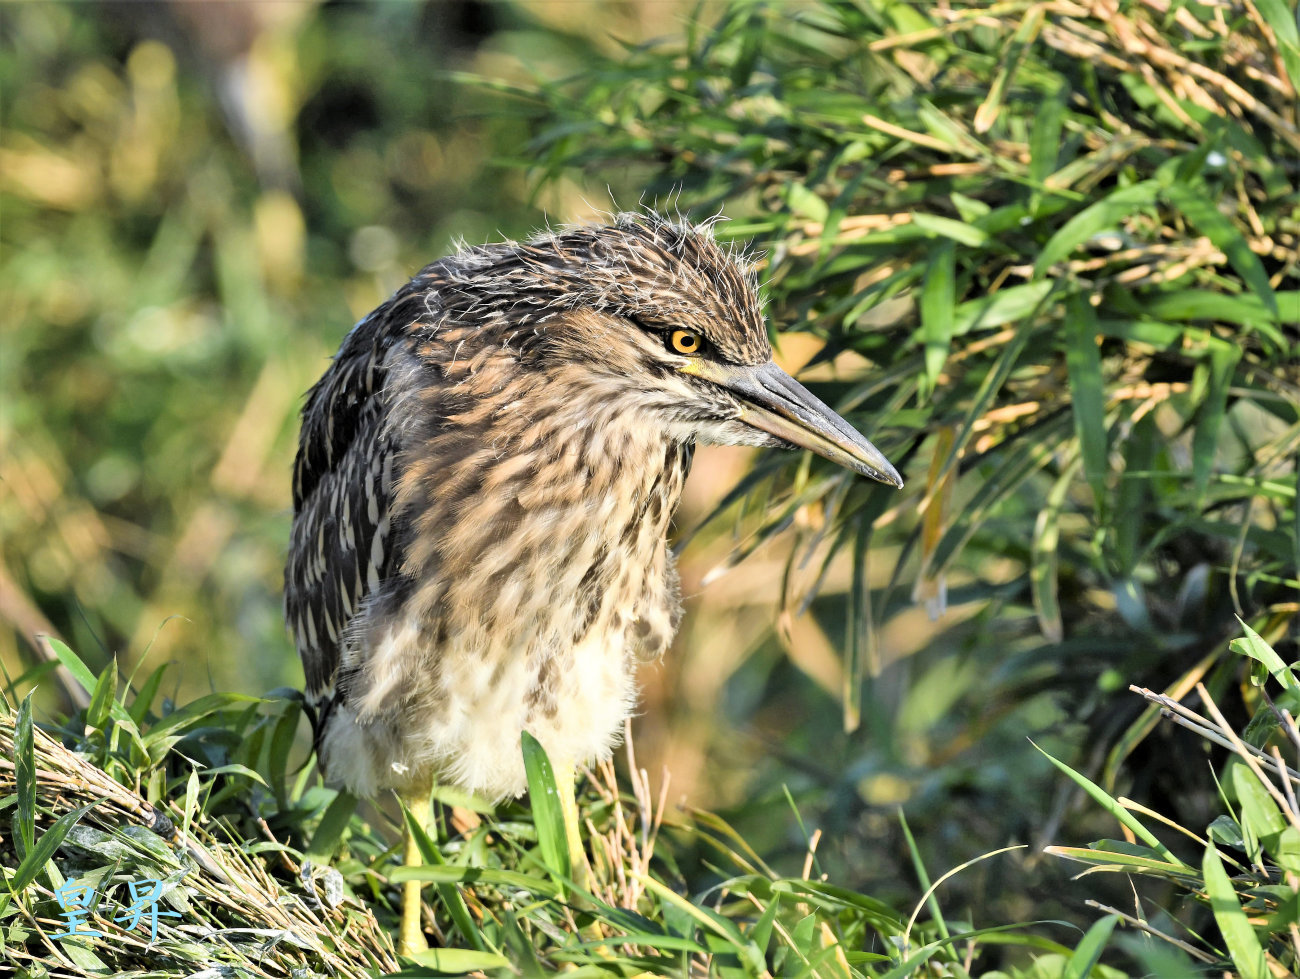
304,791,357,861
85,659,117,732
142,692,261,746
1230,619,1299,690
127,662,170,726
1232,763,1284,861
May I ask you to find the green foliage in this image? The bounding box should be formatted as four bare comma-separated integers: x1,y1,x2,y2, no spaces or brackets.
6,630,1298,978
1049,628,1300,976
513,0,1299,917
3,646,1090,978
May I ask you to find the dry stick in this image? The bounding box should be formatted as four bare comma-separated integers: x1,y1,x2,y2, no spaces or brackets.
1131,686,1300,785
1274,746,1300,817
860,114,967,156
1083,900,1217,963
1282,709,1300,766
1196,682,1300,835
801,828,823,882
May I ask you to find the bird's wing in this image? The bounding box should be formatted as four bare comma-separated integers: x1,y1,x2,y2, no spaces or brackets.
285,313,401,706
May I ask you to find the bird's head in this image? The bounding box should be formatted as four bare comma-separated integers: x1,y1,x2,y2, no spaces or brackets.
437,212,903,488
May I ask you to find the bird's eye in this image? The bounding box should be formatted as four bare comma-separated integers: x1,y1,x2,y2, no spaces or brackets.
668,329,705,355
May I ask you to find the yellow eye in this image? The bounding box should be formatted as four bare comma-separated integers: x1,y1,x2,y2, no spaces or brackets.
669,329,703,355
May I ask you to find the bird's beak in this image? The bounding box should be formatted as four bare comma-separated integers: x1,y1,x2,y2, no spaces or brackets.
681,359,903,487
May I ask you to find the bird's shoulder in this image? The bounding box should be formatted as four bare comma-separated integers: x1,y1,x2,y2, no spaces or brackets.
286,272,451,702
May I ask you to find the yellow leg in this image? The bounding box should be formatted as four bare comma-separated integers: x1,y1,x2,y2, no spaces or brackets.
553,758,590,890
398,788,431,957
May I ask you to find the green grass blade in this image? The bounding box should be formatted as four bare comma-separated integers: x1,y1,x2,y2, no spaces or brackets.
898,807,948,942
636,873,762,969
1255,0,1300,89
1029,83,1067,192
911,212,987,247
182,767,199,843
1034,180,1159,275
45,638,96,700
520,730,570,880
845,513,876,733
920,238,956,397
1032,455,1080,644
1164,182,1277,318
402,793,487,952
304,790,357,861
1032,741,1185,866
1046,844,1202,880
1064,293,1107,514
390,864,562,898
1063,914,1117,979
15,692,35,857
951,280,1055,334
878,943,941,979
7,802,96,894
931,304,1045,490
1202,841,1267,979
1191,341,1242,498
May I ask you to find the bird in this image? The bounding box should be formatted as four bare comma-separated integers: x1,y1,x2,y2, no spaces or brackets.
284,212,902,955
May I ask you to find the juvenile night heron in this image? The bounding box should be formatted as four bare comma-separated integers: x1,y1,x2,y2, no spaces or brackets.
285,213,902,954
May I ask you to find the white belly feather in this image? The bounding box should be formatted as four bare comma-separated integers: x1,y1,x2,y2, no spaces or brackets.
320,620,638,801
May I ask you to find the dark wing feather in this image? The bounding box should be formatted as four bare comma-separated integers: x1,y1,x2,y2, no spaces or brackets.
285,312,399,706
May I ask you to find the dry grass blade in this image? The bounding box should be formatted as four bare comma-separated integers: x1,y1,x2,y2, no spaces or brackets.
0,710,398,978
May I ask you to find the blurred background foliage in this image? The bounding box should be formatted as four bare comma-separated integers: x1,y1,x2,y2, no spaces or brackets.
2,0,1297,948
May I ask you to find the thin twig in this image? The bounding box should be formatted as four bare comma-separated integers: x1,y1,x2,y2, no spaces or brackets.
1083,900,1217,963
